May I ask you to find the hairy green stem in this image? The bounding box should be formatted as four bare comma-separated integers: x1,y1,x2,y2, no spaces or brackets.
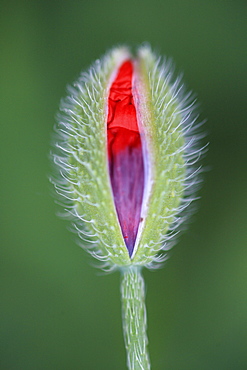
120,266,150,370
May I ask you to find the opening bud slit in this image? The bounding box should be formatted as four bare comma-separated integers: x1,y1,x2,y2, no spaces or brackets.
107,60,145,258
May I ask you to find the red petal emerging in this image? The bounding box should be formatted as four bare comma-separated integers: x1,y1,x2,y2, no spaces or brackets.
107,60,144,257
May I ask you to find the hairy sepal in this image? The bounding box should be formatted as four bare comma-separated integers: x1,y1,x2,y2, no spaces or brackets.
131,46,201,267
52,47,133,268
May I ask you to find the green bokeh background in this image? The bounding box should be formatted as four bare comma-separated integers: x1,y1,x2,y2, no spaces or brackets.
1,0,247,369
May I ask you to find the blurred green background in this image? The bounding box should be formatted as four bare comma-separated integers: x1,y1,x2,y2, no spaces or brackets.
1,0,247,369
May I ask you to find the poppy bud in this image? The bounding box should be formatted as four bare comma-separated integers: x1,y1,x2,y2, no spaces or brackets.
51,45,202,270
51,45,205,370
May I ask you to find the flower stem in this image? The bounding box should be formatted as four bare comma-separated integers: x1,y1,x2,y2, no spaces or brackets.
120,266,150,370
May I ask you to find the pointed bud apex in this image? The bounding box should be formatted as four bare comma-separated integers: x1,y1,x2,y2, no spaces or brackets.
51,45,204,270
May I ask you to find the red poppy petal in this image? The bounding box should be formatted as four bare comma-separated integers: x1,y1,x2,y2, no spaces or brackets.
107,61,144,257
